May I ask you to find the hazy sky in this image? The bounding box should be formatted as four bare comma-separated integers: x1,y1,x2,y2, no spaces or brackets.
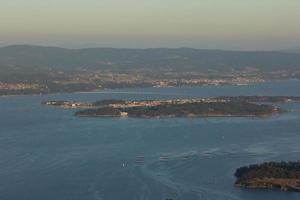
1,0,300,50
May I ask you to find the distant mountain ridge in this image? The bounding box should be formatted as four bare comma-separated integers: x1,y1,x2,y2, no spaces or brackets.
1,45,300,81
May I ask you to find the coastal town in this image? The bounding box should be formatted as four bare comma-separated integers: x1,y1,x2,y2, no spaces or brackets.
43,96,300,109
0,72,264,96
43,98,227,109
0,82,42,91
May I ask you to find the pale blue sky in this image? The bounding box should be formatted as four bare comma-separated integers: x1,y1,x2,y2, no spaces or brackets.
1,0,300,50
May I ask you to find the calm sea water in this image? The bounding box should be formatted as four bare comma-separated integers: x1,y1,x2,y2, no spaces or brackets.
1,80,300,200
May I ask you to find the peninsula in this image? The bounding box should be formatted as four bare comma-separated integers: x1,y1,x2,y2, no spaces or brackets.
235,162,300,192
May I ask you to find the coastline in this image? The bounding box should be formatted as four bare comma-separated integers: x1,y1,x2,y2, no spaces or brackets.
235,178,300,192
234,162,300,192
75,113,281,119
2,78,300,98
0,81,266,98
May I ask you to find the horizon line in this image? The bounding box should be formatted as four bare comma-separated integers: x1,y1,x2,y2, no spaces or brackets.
0,43,297,53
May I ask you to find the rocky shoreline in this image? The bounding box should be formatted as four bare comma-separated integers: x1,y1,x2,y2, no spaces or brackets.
235,162,300,192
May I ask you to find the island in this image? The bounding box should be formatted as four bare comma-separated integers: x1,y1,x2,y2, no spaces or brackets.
42,96,298,118
73,100,283,118
43,96,300,109
234,162,300,192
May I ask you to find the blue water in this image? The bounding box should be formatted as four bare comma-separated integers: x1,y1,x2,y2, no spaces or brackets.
1,80,300,200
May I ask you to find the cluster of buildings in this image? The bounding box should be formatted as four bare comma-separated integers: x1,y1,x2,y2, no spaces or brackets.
0,82,41,90
146,77,265,88
49,71,265,90
110,98,228,108
180,77,264,86
44,101,92,108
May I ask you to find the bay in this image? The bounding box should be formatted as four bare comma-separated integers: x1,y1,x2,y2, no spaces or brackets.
1,80,300,200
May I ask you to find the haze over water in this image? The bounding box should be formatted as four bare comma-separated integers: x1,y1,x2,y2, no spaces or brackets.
1,80,300,200
2,0,300,50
